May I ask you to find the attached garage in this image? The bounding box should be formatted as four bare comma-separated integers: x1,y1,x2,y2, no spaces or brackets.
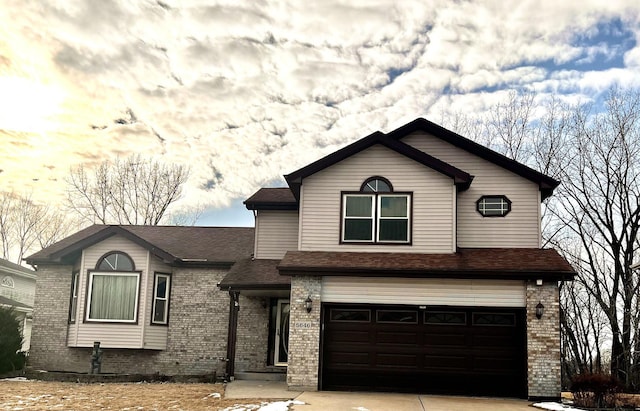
321,303,527,397
319,277,528,397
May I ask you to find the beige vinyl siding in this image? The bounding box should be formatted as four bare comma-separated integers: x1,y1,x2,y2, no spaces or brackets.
322,277,526,307
403,132,541,248
69,235,149,348
143,256,171,350
299,144,455,253
255,211,299,259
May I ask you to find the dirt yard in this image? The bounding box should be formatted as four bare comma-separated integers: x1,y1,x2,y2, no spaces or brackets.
0,380,277,411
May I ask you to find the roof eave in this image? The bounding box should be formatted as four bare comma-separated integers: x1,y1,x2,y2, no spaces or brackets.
278,266,576,281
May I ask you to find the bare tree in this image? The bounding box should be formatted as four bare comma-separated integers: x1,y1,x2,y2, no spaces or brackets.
443,87,640,388
548,88,640,387
0,192,77,264
66,155,190,225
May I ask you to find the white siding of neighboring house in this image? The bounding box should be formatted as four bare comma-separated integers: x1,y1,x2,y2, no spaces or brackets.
254,211,299,259
322,277,526,307
299,144,456,253
68,235,150,349
0,273,36,306
403,132,541,248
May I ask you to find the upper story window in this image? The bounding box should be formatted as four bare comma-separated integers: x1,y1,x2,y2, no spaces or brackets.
87,251,139,323
342,177,411,244
476,195,511,217
1,276,14,288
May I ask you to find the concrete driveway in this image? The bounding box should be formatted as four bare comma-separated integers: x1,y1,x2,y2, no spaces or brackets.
291,391,534,411
226,381,536,410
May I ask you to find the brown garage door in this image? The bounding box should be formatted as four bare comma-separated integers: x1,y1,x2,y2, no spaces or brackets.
321,304,527,397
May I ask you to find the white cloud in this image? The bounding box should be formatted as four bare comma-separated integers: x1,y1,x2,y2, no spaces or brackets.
1,0,640,218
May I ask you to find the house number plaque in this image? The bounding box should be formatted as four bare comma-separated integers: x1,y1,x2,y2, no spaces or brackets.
294,322,313,329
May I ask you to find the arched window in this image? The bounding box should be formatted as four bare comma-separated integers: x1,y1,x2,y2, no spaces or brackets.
96,251,135,271
360,176,393,193
1,276,14,288
342,177,411,243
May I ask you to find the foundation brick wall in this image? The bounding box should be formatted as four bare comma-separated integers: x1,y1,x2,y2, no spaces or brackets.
29,265,231,377
527,280,561,399
235,295,270,372
286,276,321,391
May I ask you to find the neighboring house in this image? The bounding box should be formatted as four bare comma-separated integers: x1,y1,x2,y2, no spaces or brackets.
0,258,37,352
26,118,575,400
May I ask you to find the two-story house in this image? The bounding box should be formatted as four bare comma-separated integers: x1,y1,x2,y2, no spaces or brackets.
26,118,574,400
0,258,37,352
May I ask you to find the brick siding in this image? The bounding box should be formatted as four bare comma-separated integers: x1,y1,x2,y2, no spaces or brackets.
29,265,231,377
286,276,321,391
526,280,561,399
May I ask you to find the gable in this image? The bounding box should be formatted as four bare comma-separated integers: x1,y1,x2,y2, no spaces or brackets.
298,144,456,253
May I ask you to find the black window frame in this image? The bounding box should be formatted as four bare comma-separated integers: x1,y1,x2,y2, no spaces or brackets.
151,272,172,326
476,195,512,217
340,177,412,245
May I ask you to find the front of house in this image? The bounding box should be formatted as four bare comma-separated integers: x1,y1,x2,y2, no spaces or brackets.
27,118,574,400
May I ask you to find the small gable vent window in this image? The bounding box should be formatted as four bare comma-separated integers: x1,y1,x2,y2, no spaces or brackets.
477,195,511,217
342,177,411,244
1,276,14,288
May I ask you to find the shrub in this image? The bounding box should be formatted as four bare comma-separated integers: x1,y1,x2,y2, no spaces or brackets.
571,372,622,408
0,306,25,374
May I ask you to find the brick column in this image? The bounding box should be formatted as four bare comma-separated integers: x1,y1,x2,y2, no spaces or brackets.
526,280,561,400
286,275,321,391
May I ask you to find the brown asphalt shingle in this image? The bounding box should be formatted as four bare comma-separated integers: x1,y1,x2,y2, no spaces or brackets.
220,258,290,289
26,225,254,264
278,248,575,279
244,188,297,209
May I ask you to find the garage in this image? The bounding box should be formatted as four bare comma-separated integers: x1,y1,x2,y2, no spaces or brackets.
321,304,527,397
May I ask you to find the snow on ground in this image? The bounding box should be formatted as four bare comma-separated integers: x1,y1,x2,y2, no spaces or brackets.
533,402,585,411
0,377,30,382
221,399,305,411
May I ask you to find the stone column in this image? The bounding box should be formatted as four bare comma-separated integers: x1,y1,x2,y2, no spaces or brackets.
286,275,321,391
526,280,561,400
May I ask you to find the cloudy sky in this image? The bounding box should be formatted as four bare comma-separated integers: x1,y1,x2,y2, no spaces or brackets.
1,0,639,226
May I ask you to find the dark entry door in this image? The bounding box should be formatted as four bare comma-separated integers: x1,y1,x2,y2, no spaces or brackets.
321,304,527,397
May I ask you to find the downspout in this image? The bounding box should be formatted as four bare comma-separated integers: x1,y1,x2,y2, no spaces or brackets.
225,290,240,381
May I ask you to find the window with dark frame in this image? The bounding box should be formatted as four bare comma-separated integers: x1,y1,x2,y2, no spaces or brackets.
87,251,139,323
476,195,511,217
69,271,79,323
152,272,171,325
342,177,411,243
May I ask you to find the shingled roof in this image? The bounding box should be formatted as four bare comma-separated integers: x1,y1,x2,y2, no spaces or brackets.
244,188,297,210
283,117,558,201
25,225,254,267
219,258,290,290
278,248,575,281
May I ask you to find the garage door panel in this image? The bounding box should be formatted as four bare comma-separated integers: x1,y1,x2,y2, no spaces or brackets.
376,353,419,368
376,331,418,344
424,354,468,370
326,330,369,343
325,351,370,366
322,304,526,397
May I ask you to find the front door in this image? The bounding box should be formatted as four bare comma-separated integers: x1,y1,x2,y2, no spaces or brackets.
274,299,290,366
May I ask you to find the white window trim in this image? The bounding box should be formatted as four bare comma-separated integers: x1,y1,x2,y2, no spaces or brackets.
376,194,410,243
69,271,79,323
151,273,170,325
342,193,411,243
86,271,140,323
342,194,375,243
